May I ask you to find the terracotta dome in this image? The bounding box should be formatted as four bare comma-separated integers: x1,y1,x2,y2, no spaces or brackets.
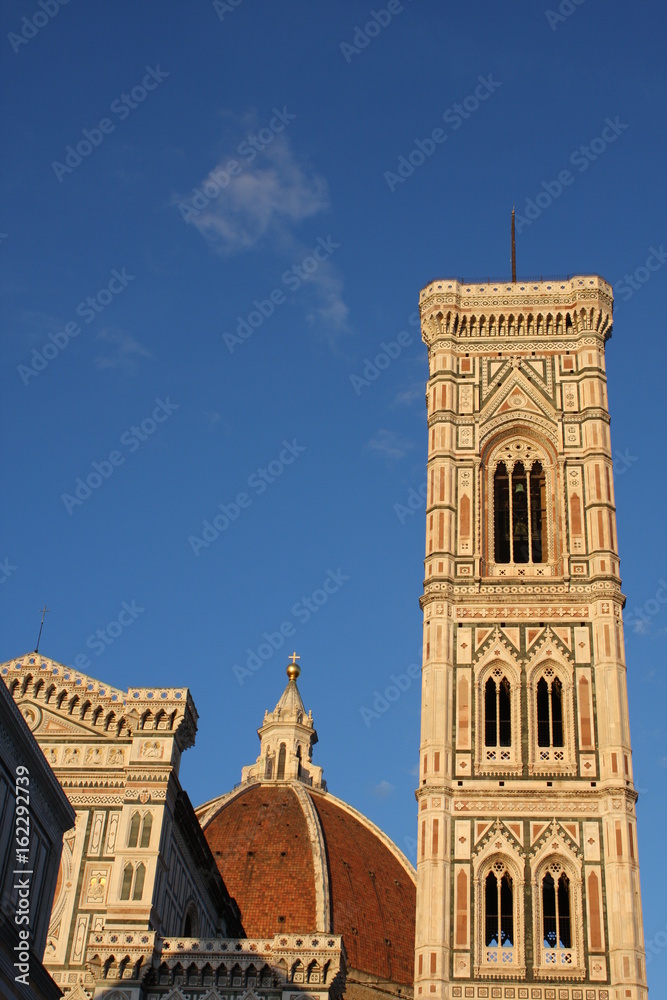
196,660,416,997
198,782,416,991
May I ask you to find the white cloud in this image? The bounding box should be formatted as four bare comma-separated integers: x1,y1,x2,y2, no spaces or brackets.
202,408,224,431
175,133,350,340
303,263,349,337
368,429,414,461
184,136,329,256
393,382,424,406
373,780,394,798
93,329,151,374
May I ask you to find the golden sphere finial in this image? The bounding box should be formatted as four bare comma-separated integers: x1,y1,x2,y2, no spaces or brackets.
286,651,301,681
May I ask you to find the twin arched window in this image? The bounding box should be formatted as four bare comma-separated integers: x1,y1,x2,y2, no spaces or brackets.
478,663,573,772
127,811,152,848
484,864,514,961
478,855,578,973
120,861,145,901
542,870,571,952
539,862,575,969
494,461,547,564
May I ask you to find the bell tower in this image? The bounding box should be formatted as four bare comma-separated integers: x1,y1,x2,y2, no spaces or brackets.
414,276,648,998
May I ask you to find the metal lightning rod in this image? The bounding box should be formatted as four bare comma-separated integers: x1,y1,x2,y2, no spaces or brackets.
35,605,50,654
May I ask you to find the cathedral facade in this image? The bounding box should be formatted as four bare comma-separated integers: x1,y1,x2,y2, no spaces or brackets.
0,652,413,1000
414,276,647,998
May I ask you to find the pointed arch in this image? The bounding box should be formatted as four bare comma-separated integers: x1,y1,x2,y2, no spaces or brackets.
531,841,585,977
481,429,558,578
127,812,141,848
140,812,152,848
133,862,145,900
120,863,134,900
473,843,525,977
526,650,576,774
474,657,522,774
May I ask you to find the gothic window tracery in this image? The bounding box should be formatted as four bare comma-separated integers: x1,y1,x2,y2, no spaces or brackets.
537,675,563,750
494,461,546,565
474,854,524,975
485,865,514,958
532,854,583,976
542,869,571,954
475,662,521,772
485,675,511,751
527,660,576,774
486,438,554,577
119,861,145,901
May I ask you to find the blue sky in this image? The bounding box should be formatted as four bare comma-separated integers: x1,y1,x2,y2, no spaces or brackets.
2,0,666,984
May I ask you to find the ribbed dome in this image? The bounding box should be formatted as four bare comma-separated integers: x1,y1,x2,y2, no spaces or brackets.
198,782,416,990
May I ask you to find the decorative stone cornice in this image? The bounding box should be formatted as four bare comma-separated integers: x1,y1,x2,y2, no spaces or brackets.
1,653,198,752
153,933,347,1000
419,275,613,347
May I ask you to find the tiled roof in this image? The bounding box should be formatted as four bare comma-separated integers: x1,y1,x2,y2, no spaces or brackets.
202,782,415,986
311,792,416,986
203,784,317,935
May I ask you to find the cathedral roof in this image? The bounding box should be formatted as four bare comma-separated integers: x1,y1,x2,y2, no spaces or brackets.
197,658,416,991
198,783,416,988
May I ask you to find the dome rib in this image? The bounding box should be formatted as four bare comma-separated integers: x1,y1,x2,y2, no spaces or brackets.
292,780,331,933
